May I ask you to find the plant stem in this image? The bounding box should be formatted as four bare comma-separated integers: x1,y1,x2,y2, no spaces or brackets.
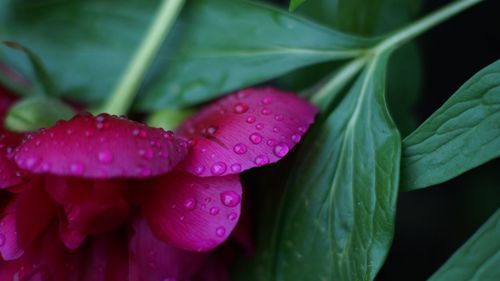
101,0,185,115
374,0,484,54
311,57,367,111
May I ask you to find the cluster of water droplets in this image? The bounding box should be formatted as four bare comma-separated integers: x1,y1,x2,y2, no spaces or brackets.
171,186,241,240
184,89,309,176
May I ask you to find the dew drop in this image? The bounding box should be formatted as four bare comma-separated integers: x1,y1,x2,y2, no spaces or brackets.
233,143,247,154
220,191,241,207
246,116,256,123
261,96,273,105
207,126,217,135
291,134,301,143
183,198,197,210
216,227,226,237
97,150,113,164
249,133,262,144
298,126,306,133
261,108,272,115
227,213,238,221
254,155,269,166
194,166,205,175
274,114,284,121
273,143,289,158
267,139,276,147
230,163,242,172
25,156,40,169
255,123,264,130
234,103,249,114
211,162,227,176
69,163,84,175
273,127,280,133
209,207,220,215
139,148,154,160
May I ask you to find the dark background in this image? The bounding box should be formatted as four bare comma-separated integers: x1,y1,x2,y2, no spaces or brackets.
268,0,500,280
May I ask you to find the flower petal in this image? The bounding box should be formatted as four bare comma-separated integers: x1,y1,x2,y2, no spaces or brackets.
15,113,188,179
0,180,55,261
45,176,130,249
129,217,207,281
0,129,25,189
177,87,317,176
143,172,242,251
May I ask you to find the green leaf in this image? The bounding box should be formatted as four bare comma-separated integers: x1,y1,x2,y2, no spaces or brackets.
137,0,372,110
5,97,75,132
272,54,401,281
0,0,158,105
289,0,307,12
428,209,500,281
401,59,500,191
2,41,57,97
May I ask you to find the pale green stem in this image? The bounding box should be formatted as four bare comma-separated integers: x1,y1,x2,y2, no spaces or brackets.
101,0,185,115
311,57,367,110
311,0,485,107
374,0,484,54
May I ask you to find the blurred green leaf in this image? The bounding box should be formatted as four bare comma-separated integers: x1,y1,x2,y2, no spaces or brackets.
272,54,400,281
428,209,500,281
2,41,56,97
5,97,75,132
289,0,307,12
401,59,500,191
0,0,157,105
138,0,372,110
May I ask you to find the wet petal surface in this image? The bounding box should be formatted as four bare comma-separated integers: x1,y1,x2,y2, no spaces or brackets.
143,172,242,252
0,129,25,188
15,113,188,179
177,88,317,176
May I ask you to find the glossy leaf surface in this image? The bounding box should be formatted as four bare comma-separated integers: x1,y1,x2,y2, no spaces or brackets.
401,59,500,190
273,54,400,281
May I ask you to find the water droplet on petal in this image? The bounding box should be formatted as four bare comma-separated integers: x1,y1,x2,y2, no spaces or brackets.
249,133,262,144
298,126,306,133
255,123,264,130
261,108,272,115
230,163,242,172
211,162,227,176
234,103,249,113
291,134,301,143
254,155,269,166
273,127,280,133
194,165,205,175
25,156,40,169
209,207,220,215
227,213,238,221
139,148,154,160
267,139,276,147
207,126,217,135
183,198,197,210
246,116,256,123
274,114,284,121
233,143,247,154
261,96,273,104
273,143,289,158
70,163,85,175
97,150,113,164
216,227,226,237
220,191,241,207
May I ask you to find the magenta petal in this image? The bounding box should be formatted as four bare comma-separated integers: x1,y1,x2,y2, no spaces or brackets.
143,172,242,252
0,129,25,189
129,217,207,281
0,200,23,260
45,176,129,249
15,113,188,179
177,87,318,176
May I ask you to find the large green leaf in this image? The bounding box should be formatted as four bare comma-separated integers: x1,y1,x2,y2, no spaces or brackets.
137,0,371,110
289,0,307,12
428,209,500,281
272,54,401,281
401,59,500,191
0,0,157,105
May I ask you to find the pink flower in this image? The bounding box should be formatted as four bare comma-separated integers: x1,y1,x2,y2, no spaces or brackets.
0,87,317,280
